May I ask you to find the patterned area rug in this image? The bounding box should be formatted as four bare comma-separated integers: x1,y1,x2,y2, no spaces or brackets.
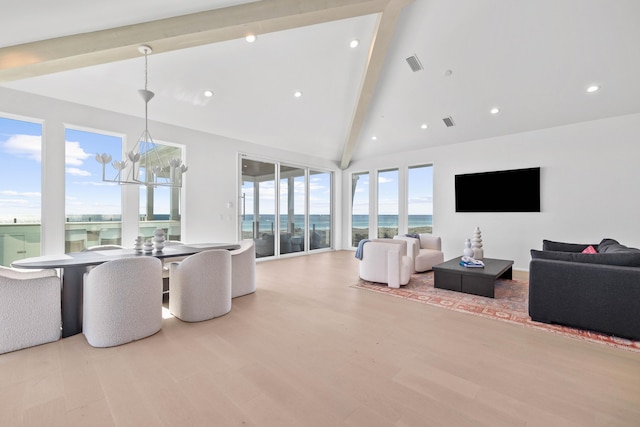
352,271,640,353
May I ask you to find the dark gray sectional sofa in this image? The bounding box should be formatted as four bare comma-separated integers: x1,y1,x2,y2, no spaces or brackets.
528,239,640,340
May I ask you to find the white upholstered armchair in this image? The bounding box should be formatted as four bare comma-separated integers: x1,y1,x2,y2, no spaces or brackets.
83,257,163,347
169,249,232,322
0,266,61,354
393,234,444,273
357,239,411,288
231,240,256,298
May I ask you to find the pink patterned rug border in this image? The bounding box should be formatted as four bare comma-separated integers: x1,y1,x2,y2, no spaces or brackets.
352,272,640,353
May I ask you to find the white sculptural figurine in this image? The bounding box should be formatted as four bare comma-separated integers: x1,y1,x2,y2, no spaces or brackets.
472,226,484,260
134,235,144,253
463,238,474,257
153,227,165,251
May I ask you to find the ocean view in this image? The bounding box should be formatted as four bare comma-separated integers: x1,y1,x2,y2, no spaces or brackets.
240,214,432,237
242,214,331,234
352,214,432,229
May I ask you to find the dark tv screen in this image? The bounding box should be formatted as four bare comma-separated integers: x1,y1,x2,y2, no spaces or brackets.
455,167,540,212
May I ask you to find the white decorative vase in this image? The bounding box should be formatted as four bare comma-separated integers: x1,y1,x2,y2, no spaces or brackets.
153,228,165,251
472,226,484,260
134,236,144,253
463,238,474,257
143,239,154,253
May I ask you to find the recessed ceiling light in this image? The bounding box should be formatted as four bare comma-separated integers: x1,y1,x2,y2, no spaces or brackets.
421,123,428,129
204,90,213,97
294,91,303,98
490,107,500,115
443,69,453,77
350,39,359,48
246,34,257,43
586,85,600,93
372,136,377,140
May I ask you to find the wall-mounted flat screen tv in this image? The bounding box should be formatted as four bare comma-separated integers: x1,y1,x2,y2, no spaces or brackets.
455,167,540,212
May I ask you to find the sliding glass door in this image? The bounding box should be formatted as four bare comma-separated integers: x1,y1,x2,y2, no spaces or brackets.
241,158,276,258
240,156,332,257
280,165,305,254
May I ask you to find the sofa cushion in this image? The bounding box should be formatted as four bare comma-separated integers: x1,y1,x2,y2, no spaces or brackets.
542,240,597,253
531,249,640,267
597,238,640,254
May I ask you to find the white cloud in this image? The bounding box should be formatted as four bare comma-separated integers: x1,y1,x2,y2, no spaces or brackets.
0,198,29,205
65,140,91,166
1,135,93,168
378,176,393,184
2,134,42,162
65,167,91,177
68,180,117,187
0,190,41,197
409,195,433,204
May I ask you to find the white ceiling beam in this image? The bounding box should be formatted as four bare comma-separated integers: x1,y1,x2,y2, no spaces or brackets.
0,0,392,82
340,0,414,169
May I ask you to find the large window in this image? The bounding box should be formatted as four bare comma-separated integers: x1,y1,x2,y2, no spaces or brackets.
309,170,332,251
352,164,434,247
139,143,184,241
377,168,399,238
351,172,369,247
0,116,42,266
65,127,122,252
407,164,433,234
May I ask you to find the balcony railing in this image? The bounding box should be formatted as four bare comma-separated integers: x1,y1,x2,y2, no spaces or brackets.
0,220,181,267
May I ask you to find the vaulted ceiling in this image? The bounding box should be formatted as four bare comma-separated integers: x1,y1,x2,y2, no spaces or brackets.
2,0,639,169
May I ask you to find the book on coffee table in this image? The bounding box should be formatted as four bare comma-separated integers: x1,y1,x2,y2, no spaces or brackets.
459,257,485,268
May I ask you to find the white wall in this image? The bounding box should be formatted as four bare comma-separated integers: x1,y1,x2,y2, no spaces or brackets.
0,87,341,253
343,113,640,270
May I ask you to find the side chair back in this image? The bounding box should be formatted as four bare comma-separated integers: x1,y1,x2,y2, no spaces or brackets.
231,240,256,298
0,266,61,354
83,257,163,347
169,249,232,322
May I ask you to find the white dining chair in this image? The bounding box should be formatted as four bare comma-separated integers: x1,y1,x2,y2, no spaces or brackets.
169,249,232,322
83,257,163,347
231,240,256,298
0,266,61,354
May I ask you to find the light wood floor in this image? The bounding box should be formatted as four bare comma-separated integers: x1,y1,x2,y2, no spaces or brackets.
1,251,639,426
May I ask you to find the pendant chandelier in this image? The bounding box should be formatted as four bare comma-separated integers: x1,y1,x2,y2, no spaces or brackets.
96,45,187,187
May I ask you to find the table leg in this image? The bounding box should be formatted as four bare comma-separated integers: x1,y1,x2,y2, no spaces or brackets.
61,266,89,338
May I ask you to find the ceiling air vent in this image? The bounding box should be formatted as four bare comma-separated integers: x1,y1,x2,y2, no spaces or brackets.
442,116,455,127
405,54,423,72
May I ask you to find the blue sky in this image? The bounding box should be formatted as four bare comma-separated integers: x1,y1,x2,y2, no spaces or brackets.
0,117,43,221
242,172,332,216
352,166,433,216
2,115,431,224
0,116,173,222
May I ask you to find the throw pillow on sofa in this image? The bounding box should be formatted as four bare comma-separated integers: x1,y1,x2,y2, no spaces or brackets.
597,238,640,254
542,239,598,252
530,249,640,267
